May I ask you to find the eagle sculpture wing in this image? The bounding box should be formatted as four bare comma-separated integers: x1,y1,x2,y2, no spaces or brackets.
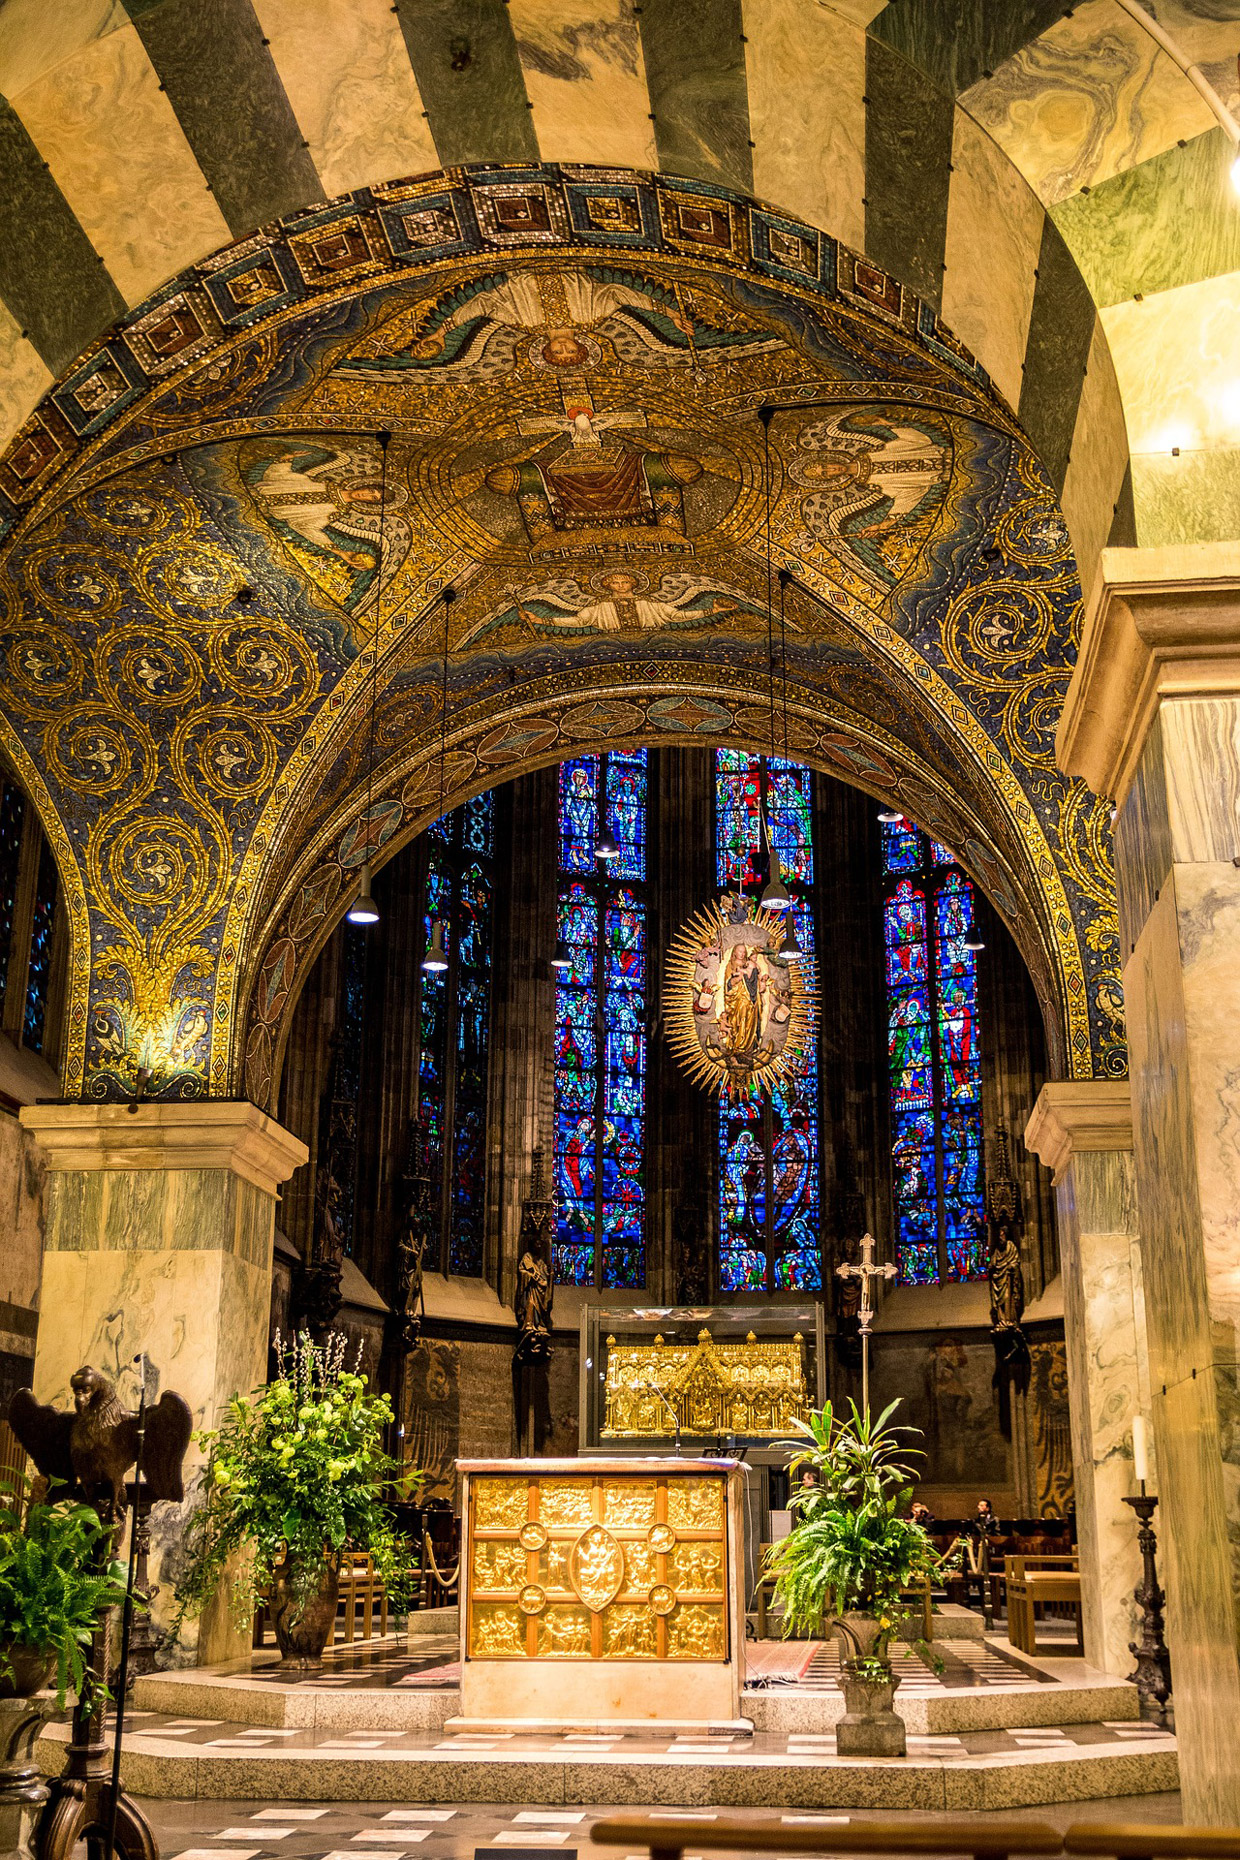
8,1389,75,1488
142,1392,193,1503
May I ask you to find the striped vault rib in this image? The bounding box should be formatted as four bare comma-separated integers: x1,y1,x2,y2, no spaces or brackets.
1052,126,1240,306
742,0,865,252
868,0,1066,97
120,0,324,237
2,11,230,308
252,0,439,201
1061,314,1131,599
393,0,538,168
509,0,656,172
0,96,125,373
639,0,753,194
0,299,51,448
863,36,954,313
1019,216,1097,496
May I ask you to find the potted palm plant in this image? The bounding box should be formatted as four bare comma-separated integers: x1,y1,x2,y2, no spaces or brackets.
765,1399,940,1756
0,1479,130,1706
174,1331,417,1668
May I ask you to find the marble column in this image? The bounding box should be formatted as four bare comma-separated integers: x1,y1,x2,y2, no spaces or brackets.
1025,1082,1145,1680
1059,540,1240,1823
19,1101,307,1665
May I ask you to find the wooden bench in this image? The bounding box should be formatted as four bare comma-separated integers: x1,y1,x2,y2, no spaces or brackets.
593,1814,1063,1860
1005,1554,1082,1655
1065,1826,1240,1859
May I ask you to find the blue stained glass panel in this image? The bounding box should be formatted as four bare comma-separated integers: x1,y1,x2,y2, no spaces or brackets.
930,840,956,866
605,751,647,880
881,818,920,874
603,1247,643,1289
767,761,814,886
0,782,25,1026
899,1238,940,1285
462,792,494,855
888,990,933,1110
553,1244,595,1286
715,750,762,886
605,892,645,993
720,1245,767,1291
22,839,57,1053
559,759,598,871
884,880,927,987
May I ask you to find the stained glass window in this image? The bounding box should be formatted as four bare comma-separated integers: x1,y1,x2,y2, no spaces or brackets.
0,779,26,1027
714,751,822,1294
882,820,985,1284
554,752,648,1289
418,792,495,1276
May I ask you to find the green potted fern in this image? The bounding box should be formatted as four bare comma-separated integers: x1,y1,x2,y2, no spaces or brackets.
765,1399,940,1756
0,1480,130,1707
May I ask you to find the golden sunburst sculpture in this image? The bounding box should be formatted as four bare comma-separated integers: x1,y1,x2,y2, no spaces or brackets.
666,891,818,1100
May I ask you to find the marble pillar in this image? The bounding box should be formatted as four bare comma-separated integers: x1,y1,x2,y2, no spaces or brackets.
1059,540,1240,1822
19,1102,307,1666
1025,1082,1145,1680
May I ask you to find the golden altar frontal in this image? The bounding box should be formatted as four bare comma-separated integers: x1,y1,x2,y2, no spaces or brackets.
457,1458,745,1726
601,1327,808,1439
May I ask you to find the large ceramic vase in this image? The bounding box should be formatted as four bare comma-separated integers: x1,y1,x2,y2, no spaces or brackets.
269,1558,340,1670
832,1611,906,1757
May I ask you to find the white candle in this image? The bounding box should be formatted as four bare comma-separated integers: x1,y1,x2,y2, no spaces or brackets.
1132,1414,1150,1485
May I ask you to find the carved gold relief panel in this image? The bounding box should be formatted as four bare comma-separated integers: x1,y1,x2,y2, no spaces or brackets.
465,1471,729,1662
601,1329,809,1439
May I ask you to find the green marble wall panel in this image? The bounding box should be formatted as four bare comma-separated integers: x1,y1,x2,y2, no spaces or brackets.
868,0,1064,97
42,1167,272,1258
1054,1145,1143,1678
393,0,538,168
0,97,124,372
122,0,324,237
863,36,954,312
1052,128,1240,307
1132,449,1240,550
1018,216,1095,494
639,0,752,194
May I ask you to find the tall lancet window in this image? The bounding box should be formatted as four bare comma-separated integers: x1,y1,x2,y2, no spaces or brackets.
554,751,647,1289
418,792,494,1277
881,817,985,1285
714,750,822,1293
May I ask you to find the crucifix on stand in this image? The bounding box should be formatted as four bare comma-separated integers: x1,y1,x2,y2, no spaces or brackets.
836,1232,896,1414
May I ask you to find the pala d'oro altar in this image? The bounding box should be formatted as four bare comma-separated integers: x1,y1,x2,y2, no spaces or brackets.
601,1326,808,1439
458,1458,746,1725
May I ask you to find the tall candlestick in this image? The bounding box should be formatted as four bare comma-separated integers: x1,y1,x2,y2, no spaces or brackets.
1132,1413,1150,1485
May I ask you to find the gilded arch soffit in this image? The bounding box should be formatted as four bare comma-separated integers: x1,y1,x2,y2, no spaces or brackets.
0,165,1121,1101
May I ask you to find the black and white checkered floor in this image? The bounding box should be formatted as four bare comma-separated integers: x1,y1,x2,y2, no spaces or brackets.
142,1792,1185,1860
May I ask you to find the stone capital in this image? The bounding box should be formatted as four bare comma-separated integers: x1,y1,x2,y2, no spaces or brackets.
18,1101,308,1196
1024,1080,1133,1185
1057,541,1240,804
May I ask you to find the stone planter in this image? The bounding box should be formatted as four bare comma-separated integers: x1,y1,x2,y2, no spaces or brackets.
0,1651,53,1704
831,1611,906,1758
269,1558,340,1670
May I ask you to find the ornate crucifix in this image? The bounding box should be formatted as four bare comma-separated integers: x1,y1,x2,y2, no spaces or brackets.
836,1232,896,1413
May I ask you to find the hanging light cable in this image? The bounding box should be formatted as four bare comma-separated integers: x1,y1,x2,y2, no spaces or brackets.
347,430,391,927
421,584,456,974
758,408,790,914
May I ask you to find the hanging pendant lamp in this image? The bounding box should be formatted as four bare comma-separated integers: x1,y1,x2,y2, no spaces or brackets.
781,912,804,961
596,824,620,862
347,861,380,926
421,919,449,973
551,938,573,973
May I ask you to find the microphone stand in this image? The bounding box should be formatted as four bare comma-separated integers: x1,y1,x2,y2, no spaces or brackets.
103,1356,146,1860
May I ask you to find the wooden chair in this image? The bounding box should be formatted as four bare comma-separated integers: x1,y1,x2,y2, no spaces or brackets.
592,1814,1063,1860
336,1550,388,1643
1065,1826,1240,1860
1005,1553,1082,1655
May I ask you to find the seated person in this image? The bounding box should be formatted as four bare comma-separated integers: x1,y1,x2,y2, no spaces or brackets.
909,1500,934,1526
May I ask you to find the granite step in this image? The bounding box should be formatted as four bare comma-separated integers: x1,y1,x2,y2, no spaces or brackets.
36,1716,1178,1811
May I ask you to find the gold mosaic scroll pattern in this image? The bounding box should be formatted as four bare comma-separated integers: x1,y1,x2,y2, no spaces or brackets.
467,1471,728,1662
602,1328,808,1438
